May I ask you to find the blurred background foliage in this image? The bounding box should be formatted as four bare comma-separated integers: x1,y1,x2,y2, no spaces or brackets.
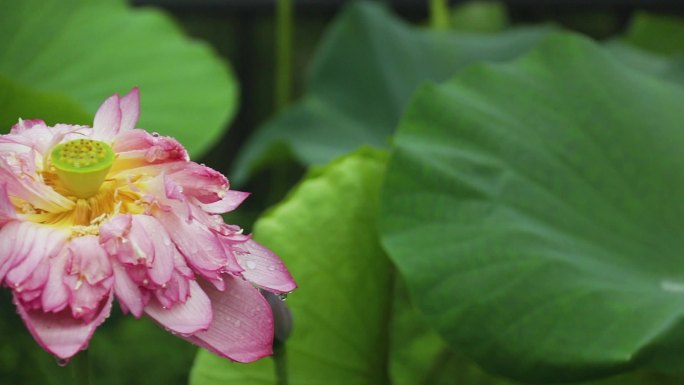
2,0,684,384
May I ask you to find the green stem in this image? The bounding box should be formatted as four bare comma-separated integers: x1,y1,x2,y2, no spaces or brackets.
430,0,450,30
273,343,288,385
70,350,89,385
275,0,294,113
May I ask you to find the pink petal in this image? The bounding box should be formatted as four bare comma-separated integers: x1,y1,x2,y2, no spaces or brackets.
0,183,16,225
67,236,112,285
145,280,212,334
101,214,175,287
130,215,174,285
0,222,21,282
232,239,296,294
154,270,191,309
156,210,234,274
164,162,228,204
99,214,132,255
42,248,69,312
11,119,45,133
119,87,140,132
110,131,189,174
187,276,274,362
20,258,50,291
15,292,113,359
5,223,67,288
112,260,145,317
0,153,73,212
200,190,250,214
93,94,122,141
65,236,114,320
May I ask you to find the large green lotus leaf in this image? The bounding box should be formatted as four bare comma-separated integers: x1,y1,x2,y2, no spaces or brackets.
606,42,684,86
190,148,392,385
389,284,683,385
380,32,684,382
0,0,236,157
230,1,552,184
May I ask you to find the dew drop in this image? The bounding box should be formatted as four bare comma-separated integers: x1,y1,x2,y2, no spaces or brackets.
278,293,288,301
246,260,257,270
152,132,160,137
56,358,69,367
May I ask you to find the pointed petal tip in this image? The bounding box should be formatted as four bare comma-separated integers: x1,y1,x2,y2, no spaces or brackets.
184,276,275,362
93,93,122,139
119,87,141,132
145,280,212,334
15,293,113,360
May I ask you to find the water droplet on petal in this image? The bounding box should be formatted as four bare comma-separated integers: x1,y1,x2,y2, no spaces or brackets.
152,132,160,137
56,358,70,367
246,260,257,270
278,293,288,301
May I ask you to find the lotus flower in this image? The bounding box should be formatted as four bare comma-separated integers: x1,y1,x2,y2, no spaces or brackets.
0,88,296,361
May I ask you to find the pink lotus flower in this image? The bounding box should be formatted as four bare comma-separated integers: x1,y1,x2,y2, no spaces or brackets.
0,88,296,361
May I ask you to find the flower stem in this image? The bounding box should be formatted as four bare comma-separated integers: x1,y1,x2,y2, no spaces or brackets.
430,0,450,30
273,343,288,385
275,0,294,113
70,350,89,385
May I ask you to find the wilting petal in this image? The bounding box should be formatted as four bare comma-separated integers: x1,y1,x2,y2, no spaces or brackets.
130,215,174,285
65,236,113,320
0,183,16,225
145,280,211,334
11,119,46,133
187,276,274,362
119,87,140,132
111,130,188,173
164,162,228,204
93,94,122,141
154,269,191,309
231,239,296,294
42,248,69,312
5,222,67,288
67,236,112,285
112,260,145,317
199,190,250,214
99,214,132,255
156,210,234,274
0,222,21,282
15,292,113,359
0,153,73,211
